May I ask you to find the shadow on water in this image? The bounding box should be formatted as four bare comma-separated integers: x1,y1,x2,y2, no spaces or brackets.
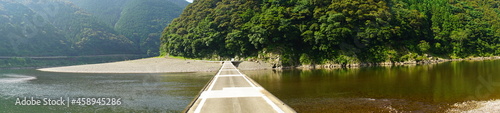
245,60,500,112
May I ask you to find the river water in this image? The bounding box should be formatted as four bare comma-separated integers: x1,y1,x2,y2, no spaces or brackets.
0,70,213,112
245,60,500,112
1,60,500,112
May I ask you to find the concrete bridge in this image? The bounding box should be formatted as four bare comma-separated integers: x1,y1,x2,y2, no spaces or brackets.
185,61,295,113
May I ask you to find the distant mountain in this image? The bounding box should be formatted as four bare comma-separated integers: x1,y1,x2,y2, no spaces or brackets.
115,0,187,56
0,0,188,56
65,0,130,27
68,0,189,56
0,0,136,56
25,1,137,55
0,1,70,56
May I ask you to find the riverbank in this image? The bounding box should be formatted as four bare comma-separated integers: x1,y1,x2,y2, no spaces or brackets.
36,55,500,73
295,56,500,69
37,57,273,73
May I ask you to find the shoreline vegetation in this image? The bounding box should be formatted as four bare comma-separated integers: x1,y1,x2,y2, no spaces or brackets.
161,0,500,68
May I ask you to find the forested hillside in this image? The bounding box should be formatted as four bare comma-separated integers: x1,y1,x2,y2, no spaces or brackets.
66,0,130,26
69,0,189,56
0,0,135,56
67,0,188,27
0,0,188,56
0,1,70,56
162,0,500,66
115,0,187,56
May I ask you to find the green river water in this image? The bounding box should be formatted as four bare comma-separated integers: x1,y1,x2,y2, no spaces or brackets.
245,60,500,112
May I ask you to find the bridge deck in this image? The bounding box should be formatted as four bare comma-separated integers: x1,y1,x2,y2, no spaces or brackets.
185,61,295,113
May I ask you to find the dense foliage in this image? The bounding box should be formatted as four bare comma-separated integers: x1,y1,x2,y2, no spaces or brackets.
162,0,500,65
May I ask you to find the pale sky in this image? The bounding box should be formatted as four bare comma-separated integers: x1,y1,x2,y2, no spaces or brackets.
186,0,193,3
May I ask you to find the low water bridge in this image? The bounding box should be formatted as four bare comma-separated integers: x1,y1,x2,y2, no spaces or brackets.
185,61,295,113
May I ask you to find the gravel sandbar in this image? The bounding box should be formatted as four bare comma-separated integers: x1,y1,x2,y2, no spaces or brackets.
37,57,224,73
37,57,274,73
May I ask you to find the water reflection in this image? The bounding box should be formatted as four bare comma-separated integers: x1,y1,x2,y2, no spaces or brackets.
0,74,36,83
245,60,500,112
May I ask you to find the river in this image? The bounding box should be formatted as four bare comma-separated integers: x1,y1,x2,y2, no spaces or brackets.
1,60,500,112
245,59,500,112
0,70,213,112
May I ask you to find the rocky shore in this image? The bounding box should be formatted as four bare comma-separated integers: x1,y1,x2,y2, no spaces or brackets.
295,56,500,69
